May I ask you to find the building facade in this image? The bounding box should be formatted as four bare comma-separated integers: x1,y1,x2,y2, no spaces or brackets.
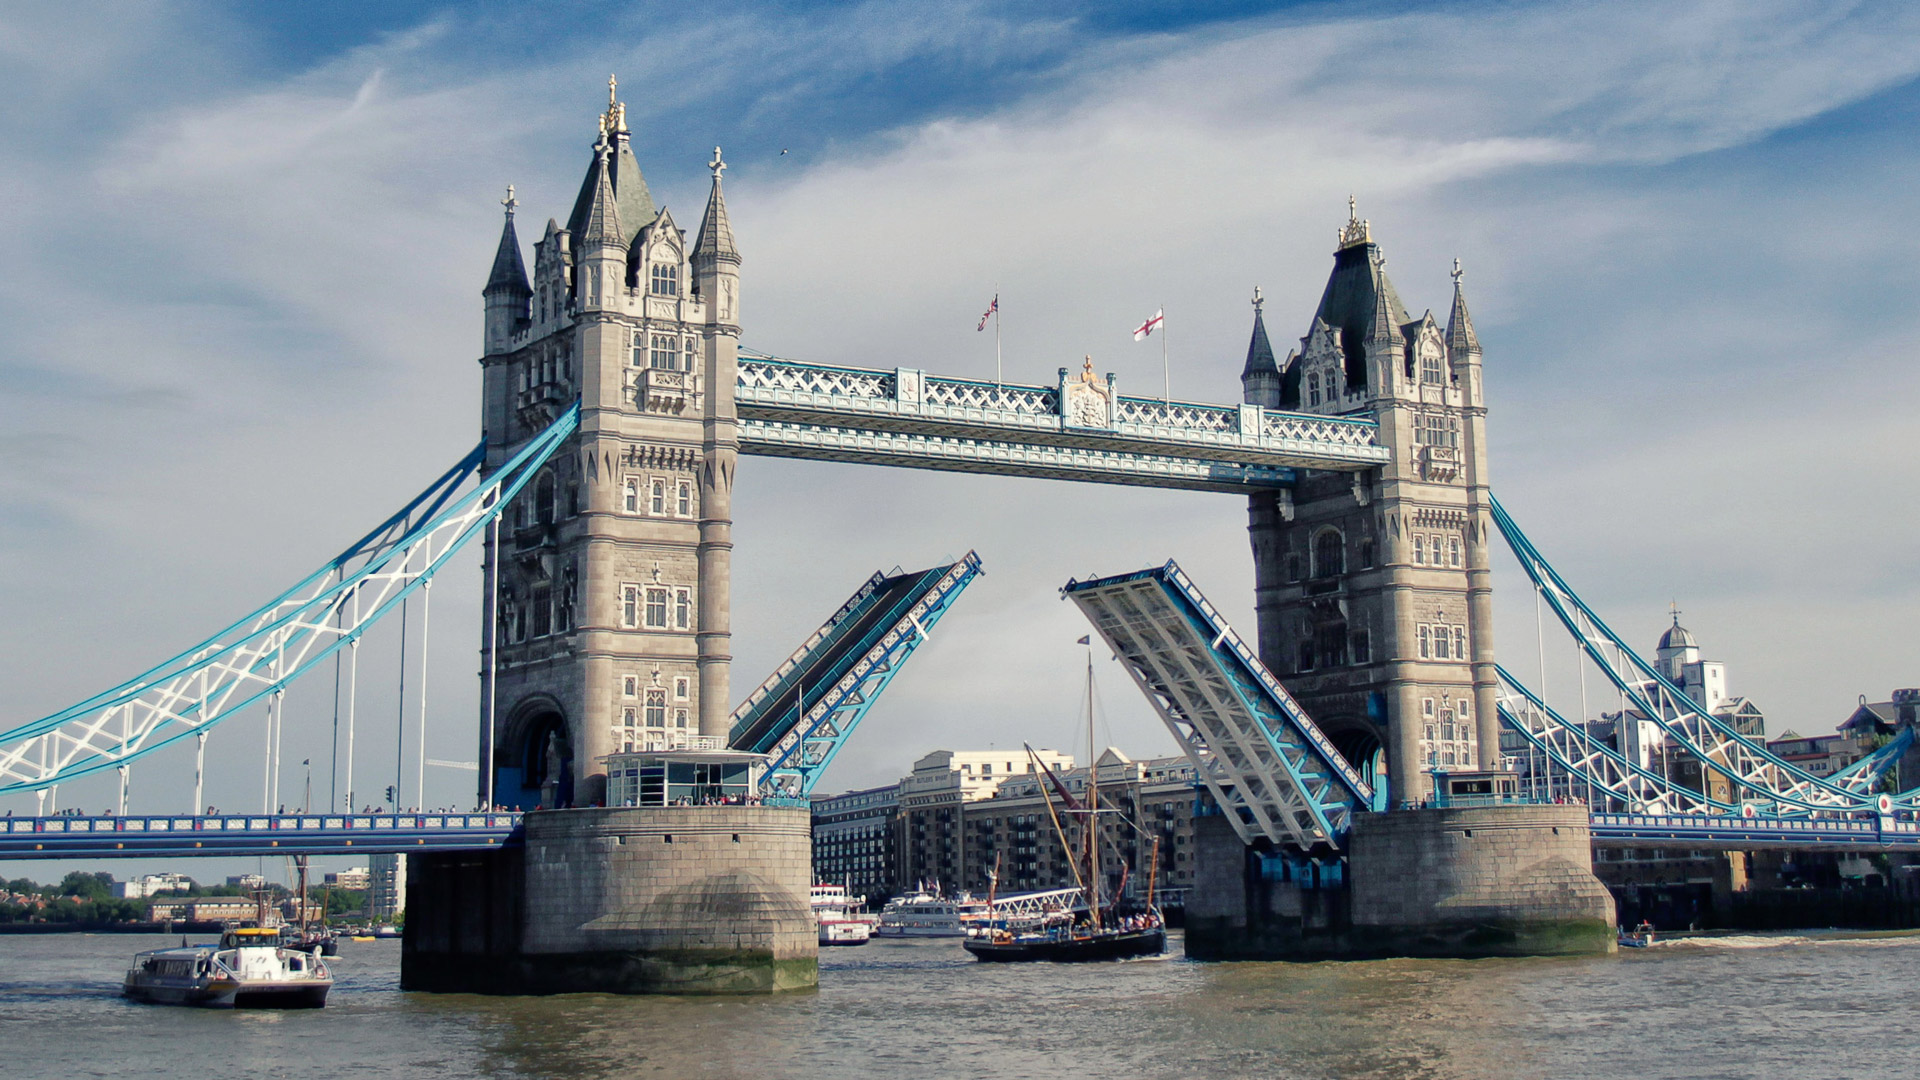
809,784,900,901
368,853,407,921
1242,206,1497,808
479,80,742,809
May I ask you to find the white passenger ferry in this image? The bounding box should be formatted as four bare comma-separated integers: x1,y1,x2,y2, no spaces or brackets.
123,927,333,1008
875,888,986,938
811,884,875,946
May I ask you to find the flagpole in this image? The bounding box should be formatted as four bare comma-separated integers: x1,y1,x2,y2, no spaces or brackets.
995,302,1003,387
1162,305,1170,406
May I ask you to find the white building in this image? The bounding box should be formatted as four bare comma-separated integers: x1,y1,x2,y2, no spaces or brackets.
111,872,194,899
324,867,371,890
368,854,407,921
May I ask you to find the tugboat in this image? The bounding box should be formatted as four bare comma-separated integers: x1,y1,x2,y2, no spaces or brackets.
963,640,1166,963
123,927,334,1008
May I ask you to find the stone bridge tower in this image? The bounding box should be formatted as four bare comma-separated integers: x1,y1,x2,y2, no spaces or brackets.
476,81,742,809
1242,203,1498,808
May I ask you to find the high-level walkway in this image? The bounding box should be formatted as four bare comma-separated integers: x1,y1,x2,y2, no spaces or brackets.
735,352,1388,490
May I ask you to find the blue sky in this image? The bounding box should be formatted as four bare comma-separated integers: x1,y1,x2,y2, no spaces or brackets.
5,1,1920,880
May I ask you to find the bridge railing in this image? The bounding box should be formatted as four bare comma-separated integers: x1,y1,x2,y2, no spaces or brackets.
4,812,523,835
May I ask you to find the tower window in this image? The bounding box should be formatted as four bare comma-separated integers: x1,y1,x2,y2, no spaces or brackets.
673,676,691,701
1413,535,1426,565
677,479,693,517
1420,348,1443,386
650,263,679,297
645,689,667,727
1351,629,1371,665
1417,625,1431,659
1312,529,1344,578
624,479,638,513
651,334,681,370
1297,641,1315,672
622,585,639,628
531,586,551,638
534,473,555,527
1447,536,1462,568
644,587,669,629
1433,627,1450,660
623,676,638,698
673,587,693,630
1357,538,1375,569
632,329,646,366
1307,372,1321,407
673,709,689,729
650,479,666,515
1453,625,1468,659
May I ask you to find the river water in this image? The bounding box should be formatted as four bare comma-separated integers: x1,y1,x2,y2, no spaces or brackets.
2,931,1914,1079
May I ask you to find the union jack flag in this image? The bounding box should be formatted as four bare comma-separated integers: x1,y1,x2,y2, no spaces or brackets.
976,295,998,331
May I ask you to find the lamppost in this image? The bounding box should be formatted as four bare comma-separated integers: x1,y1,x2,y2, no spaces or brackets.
303,759,313,814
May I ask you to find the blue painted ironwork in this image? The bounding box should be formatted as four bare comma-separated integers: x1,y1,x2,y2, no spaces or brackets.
1488,494,1915,814
0,812,524,859
1063,561,1370,850
734,553,984,797
1590,811,1920,852
734,351,1388,491
0,405,582,794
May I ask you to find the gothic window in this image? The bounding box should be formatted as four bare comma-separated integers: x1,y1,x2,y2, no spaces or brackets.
1417,625,1431,659
1453,626,1467,659
632,329,646,366
1338,326,1367,393
1433,627,1450,660
650,479,666,515
1307,372,1321,407
624,479,638,513
1312,529,1344,579
676,479,693,517
673,709,689,729
650,262,679,297
623,676,638,698
622,585,639,628
529,586,550,637
1318,623,1348,669
1297,641,1315,672
644,587,669,629
1358,538,1375,569
566,483,580,517
1420,348,1443,386
651,334,680,370
673,676,690,701
1285,553,1303,583
1447,536,1462,568
535,474,555,527
645,689,667,727
620,708,638,748
673,587,692,630
1413,535,1426,565
1351,629,1371,665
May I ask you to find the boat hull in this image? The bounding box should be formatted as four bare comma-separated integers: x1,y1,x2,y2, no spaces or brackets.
963,928,1165,963
123,976,330,1009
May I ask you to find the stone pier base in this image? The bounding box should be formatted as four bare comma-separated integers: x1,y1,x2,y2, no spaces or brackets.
1187,804,1616,961
403,806,817,995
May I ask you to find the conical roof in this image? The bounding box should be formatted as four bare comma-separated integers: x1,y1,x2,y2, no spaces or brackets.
566,132,655,248
577,142,624,251
692,148,739,263
1241,302,1278,379
484,200,531,297
1447,259,1479,354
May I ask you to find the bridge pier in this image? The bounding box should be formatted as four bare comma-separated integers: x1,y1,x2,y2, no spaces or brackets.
403,805,815,995
1186,805,1616,960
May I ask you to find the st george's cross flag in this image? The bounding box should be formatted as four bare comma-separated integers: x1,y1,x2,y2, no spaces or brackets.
977,295,999,331
1133,309,1164,341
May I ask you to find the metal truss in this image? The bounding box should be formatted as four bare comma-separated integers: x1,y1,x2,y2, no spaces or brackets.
1064,561,1371,851
751,553,984,798
0,406,581,794
734,352,1389,489
1497,665,1728,816
1590,812,1920,852
1489,495,1912,814
984,887,1083,918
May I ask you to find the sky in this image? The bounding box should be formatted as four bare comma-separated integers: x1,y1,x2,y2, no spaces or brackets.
4,0,1920,882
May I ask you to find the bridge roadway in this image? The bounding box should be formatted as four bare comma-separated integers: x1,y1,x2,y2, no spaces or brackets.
733,352,1390,491
8,806,1919,860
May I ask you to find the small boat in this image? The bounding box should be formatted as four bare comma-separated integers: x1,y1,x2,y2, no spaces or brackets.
962,642,1166,963
372,924,402,939
1618,922,1656,949
123,928,333,1008
875,887,986,937
811,885,874,946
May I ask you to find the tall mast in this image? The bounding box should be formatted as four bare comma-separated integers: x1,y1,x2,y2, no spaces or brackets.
1086,644,1100,930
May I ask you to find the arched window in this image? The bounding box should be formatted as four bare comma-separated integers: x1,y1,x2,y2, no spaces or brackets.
1420,348,1443,385
624,479,638,513
1413,535,1426,565
1417,625,1431,659
1307,372,1321,407
650,262,679,297
1453,626,1468,659
1358,538,1375,569
1313,529,1344,579
1338,326,1367,394
1447,536,1462,567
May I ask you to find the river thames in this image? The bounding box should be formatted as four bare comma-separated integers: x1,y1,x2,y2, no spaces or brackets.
2,931,1914,1079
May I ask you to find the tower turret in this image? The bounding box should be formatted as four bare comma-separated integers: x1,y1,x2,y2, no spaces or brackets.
576,139,626,312
1240,286,1282,409
689,146,742,735
483,186,531,355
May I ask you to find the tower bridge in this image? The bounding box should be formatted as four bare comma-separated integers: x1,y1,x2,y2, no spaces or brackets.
5,82,1917,986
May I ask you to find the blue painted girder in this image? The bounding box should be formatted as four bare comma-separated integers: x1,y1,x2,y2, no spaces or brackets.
734,553,983,796
0,812,524,860
1063,561,1371,851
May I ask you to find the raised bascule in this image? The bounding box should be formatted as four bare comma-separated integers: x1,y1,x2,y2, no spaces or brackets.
5,81,1919,988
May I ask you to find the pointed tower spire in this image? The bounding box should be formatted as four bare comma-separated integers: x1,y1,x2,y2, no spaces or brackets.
579,141,624,252
1447,257,1480,356
566,78,654,247
485,185,532,297
692,146,740,265
1241,286,1284,409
